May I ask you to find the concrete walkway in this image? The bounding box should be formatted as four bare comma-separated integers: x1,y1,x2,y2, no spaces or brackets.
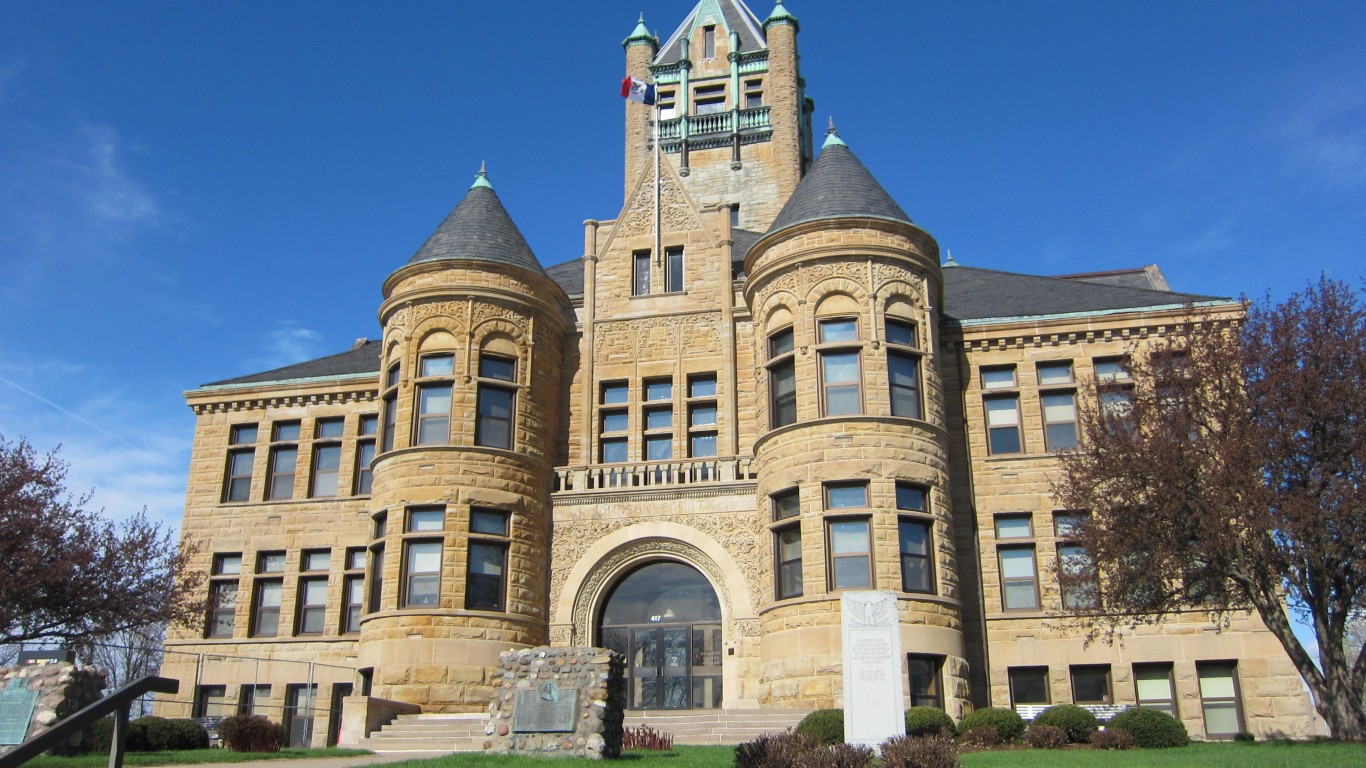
153,752,453,768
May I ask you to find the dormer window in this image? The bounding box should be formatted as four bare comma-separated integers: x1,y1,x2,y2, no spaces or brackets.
703,25,716,59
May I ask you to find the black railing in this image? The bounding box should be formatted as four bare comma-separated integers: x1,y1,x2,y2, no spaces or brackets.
0,676,179,768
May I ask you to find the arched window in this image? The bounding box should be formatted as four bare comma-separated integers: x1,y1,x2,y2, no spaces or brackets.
814,294,863,417
413,332,457,446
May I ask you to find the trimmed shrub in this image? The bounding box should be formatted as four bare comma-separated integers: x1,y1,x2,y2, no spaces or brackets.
1024,724,1068,749
1105,708,1189,748
1091,728,1135,750
130,717,170,751
85,716,150,753
1033,704,1098,743
142,718,208,751
956,707,1024,743
817,743,876,767
879,733,960,768
217,715,286,753
904,707,956,738
795,709,845,747
956,725,1000,748
735,731,813,768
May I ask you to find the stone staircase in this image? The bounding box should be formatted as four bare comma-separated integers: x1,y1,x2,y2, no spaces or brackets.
350,709,808,753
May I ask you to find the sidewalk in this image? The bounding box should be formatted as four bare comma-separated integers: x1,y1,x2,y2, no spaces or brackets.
154,752,453,768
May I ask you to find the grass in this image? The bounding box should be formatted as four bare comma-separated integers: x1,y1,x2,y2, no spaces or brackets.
20,742,1366,768
23,747,373,768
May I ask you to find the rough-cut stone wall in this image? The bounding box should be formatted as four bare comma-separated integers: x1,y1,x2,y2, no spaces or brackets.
484,647,624,759
0,663,106,756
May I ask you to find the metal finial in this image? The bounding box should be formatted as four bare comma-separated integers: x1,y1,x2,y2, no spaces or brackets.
827,116,837,135
945,249,959,267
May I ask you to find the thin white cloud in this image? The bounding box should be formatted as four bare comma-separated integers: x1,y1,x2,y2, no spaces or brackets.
1278,82,1366,190
64,125,161,225
242,324,326,372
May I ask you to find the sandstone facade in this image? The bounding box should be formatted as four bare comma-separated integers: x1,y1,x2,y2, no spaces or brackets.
160,0,1316,745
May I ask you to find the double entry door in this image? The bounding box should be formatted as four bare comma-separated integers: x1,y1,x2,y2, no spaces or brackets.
620,623,722,710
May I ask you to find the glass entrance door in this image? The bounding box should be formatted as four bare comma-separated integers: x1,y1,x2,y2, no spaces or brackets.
598,561,724,710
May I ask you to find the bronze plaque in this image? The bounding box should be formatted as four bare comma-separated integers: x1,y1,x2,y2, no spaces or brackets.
511,681,580,733
0,679,39,745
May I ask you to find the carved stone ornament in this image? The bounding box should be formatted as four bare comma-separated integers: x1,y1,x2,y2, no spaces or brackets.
617,162,706,237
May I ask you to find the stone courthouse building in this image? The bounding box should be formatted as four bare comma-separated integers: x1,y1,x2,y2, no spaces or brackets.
162,0,1315,745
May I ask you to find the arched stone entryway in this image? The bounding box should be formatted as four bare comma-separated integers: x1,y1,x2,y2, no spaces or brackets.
598,561,723,709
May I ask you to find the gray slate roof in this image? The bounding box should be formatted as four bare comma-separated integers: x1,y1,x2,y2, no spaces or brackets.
204,340,381,387
763,141,913,239
942,265,1223,324
655,0,767,66
1056,265,1172,292
202,265,1226,388
406,182,546,276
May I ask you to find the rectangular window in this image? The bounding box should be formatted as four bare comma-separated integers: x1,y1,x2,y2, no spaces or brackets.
1037,361,1073,386
266,446,298,500
775,525,803,599
689,432,717,458
658,89,677,120
420,354,453,377
601,436,628,463
215,553,243,575
907,655,943,709
702,25,716,59
345,547,366,571
644,405,672,431
467,508,510,611
251,579,283,637
985,396,1022,454
1009,666,1050,705
415,383,452,445
633,250,651,295
899,519,933,593
195,685,228,719
695,83,725,114
826,482,868,509
354,414,377,495
772,488,800,521
885,319,919,348
407,506,445,532
366,545,384,613
1042,392,1079,451
689,374,717,398
1134,664,1177,717
1058,544,1098,609
820,350,861,416
995,514,1033,539
981,365,1017,390
223,424,257,502
688,402,717,427
770,361,796,427
381,394,397,452
310,443,342,498
402,541,441,607
257,551,286,574
476,354,517,449
889,350,922,418
644,434,672,461
315,417,344,439
295,577,328,635
372,512,387,540
1071,665,1112,704
385,363,401,389
342,575,364,634
602,410,629,433
239,684,270,716
665,246,684,292
1198,662,1243,737
999,546,1039,610
207,581,239,638
301,549,330,571
601,381,629,405
1094,357,1130,382
644,378,672,401
744,79,763,109
828,518,872,590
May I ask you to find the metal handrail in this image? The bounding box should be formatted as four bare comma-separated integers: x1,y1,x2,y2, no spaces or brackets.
0,675,179,768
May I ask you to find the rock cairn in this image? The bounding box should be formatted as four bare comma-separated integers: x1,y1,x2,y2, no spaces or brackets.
484,646,624,759
0,663,107,756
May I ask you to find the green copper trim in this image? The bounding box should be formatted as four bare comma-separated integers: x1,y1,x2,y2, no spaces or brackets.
821,119,846,149
194,370,378,393
764,0,799,31
949,299,1238,328
471,162,493,189
623,13,655,48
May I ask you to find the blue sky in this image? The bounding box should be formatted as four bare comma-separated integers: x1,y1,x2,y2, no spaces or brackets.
1,0,1363,653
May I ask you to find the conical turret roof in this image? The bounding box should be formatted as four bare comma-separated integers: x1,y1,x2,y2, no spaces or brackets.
764,129,913,238
655,0,767,65
405,167,546,276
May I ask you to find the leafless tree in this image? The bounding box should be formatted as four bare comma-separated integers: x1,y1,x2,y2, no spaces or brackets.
1054,277,1366,740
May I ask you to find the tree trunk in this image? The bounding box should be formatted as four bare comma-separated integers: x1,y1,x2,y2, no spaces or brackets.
1316,672,1366,741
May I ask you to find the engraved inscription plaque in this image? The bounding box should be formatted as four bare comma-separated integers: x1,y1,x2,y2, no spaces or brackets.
0,678,39,745
511,681,580,733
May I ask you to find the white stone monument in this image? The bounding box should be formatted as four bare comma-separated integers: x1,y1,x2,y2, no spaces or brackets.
841,590,906,748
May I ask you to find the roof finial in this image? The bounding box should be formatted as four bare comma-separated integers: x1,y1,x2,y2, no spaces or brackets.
472,162,492,189
821,117,846,149
944,249,959,267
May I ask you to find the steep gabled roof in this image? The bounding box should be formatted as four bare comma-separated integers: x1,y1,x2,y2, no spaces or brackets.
655,0,767,66
405,168,546,276
544,259,585,300
762,131,914,239
942,265,1225,324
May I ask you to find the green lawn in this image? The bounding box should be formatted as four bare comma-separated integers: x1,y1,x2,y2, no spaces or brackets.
22,748,372,768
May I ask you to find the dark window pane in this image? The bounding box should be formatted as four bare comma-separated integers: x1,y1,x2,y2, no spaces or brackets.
768,328,794,358
476,387,514,448
886,319,917,348
827,483,867,509
1010,667,1050,705
890,351,922,418
601,437,627,463
770,359,797,427
471,509,509,536
818,319,858,343
479,355,516,382
420,354,454,377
